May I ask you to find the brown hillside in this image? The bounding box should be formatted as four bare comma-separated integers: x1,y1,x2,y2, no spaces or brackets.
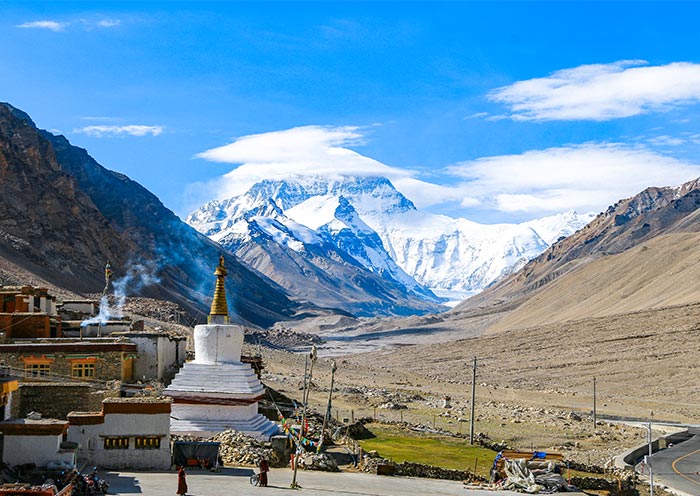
485,232,700,332
450,178,700,333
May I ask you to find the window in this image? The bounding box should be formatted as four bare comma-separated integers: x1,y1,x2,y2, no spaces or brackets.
71,362,95,379
104,437,129,450
135,436,161,450
22,356,53,379
24,363,50,379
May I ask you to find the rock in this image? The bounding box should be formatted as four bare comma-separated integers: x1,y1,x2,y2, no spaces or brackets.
299,452,339,472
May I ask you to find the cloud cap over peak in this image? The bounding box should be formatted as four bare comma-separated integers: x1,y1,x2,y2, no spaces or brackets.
194,125,463,208
489,60,700,121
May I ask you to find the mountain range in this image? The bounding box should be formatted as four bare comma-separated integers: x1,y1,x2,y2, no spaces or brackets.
6,99,696,336
0,102,302,327
451,176,700,332
188,176,594,311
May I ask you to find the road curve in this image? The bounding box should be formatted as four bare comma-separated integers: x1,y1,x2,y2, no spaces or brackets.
649,434,700,496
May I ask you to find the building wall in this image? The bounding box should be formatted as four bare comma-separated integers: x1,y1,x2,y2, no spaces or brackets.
3,434,74,467
68,412,171,470
0,314,50,339
128,335,186,383
130,336,159,381
61,302,96,315
12,384,116,420
158,337,187,383
0,348,129,383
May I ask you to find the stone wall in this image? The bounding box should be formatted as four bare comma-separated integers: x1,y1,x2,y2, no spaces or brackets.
570,475,638,495
0,348,128,382
11,383,117,419
362,456,485,482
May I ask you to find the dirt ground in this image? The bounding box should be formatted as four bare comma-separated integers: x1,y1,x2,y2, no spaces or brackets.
250,302,700,468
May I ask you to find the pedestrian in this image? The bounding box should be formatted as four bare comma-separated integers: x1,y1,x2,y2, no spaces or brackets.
259,456,269,487
176,465,188,495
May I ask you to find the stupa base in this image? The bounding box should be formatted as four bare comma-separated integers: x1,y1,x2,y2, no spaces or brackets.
170,414,280,441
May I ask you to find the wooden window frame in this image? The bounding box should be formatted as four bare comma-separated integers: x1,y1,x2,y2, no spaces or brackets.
69,357,97,379
24,363,50,379
22,356,54,379
104,436,129,450
135,436,161,450
71,362,95,379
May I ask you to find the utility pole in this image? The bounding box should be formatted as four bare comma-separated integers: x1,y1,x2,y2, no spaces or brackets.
646,418,654,496
317,360,337,453
593,377,597,429
291,346,317,489
469,356,477,445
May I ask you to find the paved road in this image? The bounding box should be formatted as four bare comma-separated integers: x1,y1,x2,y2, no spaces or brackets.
100,467,526,496
648,435,700,496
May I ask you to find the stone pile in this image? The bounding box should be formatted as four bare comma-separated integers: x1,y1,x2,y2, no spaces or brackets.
120,297,185,321
299,453,339,472
208,429,280,467
340,386,423,405
246,328,324,349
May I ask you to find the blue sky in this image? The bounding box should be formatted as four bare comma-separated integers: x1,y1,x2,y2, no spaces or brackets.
3,1,700,223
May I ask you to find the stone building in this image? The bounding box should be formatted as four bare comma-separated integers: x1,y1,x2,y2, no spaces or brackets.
0,340,138,383
0,286,61,338
67,398,171,470
11,383,116,420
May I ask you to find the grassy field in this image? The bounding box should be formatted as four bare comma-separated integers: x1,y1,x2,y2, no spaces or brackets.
358,423,497,478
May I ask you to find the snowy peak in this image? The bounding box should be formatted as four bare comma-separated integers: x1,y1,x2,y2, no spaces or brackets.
246,176,416,215
187,174,595,309
524,210,597,245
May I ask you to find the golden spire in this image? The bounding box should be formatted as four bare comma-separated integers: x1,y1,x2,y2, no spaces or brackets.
209,255,230,324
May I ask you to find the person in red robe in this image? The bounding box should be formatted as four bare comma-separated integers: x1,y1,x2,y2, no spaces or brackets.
259,457,269,487
176,466,188,495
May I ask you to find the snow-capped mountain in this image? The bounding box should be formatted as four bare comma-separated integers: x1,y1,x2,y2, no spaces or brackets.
191,181,445,317
187,176,594,309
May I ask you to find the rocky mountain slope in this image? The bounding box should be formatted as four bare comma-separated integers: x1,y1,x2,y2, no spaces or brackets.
189,176,593,306
450,177,700,331
0,102,303,327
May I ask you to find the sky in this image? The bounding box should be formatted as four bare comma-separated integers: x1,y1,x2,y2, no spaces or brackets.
3,1,700,224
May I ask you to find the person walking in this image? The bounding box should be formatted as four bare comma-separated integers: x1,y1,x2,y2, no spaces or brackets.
258,457,269,487
176,466,188,495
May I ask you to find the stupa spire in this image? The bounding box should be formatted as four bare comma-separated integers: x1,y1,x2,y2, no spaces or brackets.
209,255,230,324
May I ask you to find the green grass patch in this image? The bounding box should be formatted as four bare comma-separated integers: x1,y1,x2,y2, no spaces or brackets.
358,424,497,477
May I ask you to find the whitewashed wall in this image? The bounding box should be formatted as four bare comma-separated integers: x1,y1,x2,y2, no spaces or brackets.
68,412,171,470
4,434,74,467
171,402,257,421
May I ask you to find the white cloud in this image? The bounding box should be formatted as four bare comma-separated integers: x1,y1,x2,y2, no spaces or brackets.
647,135,686,147
16,18,121,32
447,143,700,213
17,20,67,32
96,19,120,28
193,126,700,219
489,60,700,121
195,125,463,206
74,125,164,137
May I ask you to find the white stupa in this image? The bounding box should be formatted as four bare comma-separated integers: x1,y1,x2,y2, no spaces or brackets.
164,256,280,440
